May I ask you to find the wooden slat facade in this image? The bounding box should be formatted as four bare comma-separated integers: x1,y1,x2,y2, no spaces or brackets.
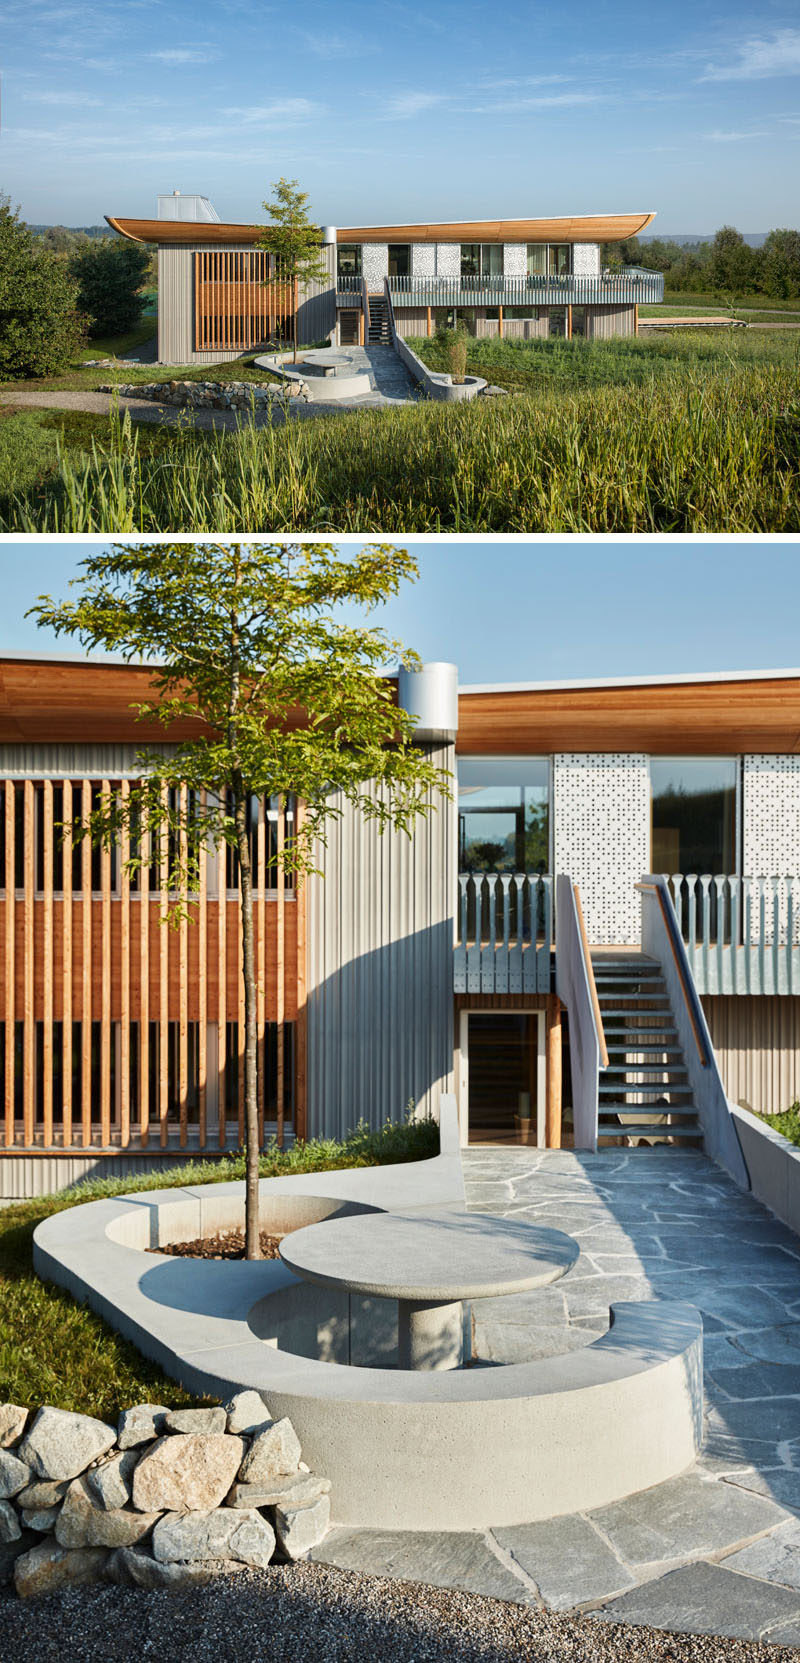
193,251,295,352
0,780,300,1154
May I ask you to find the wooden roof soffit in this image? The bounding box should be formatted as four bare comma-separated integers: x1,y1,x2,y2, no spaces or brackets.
106,212,656,247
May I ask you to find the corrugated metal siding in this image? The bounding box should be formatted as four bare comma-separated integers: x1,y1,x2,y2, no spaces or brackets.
703,995,800,1115
0,743,176,778
158,243,335,365
394,309,429,335
587,305,636,340
307,744,455,1138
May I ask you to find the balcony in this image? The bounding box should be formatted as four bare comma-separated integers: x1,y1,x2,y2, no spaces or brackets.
667,875,800,996
387,271,664,308
454,873,553,994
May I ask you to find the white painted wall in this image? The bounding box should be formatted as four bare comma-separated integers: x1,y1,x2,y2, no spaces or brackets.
553,753,649,943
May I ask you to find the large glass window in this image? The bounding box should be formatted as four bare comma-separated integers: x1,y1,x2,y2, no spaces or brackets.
460,243,503,279
388,244,410,277
526,243,572,277
458,757,549,872
650,758,737,875
337,244,362,278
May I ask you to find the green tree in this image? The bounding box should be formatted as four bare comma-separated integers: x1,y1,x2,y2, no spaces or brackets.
70,238,151,338
762,229,800,299
709,226,757,298
0,198,85,380
30,545,449,1259
258,178,330,361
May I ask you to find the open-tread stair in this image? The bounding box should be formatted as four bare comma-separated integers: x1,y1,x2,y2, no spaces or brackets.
592,954,703,1148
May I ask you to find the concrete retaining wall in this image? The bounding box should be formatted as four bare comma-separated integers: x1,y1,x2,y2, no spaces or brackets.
730,1105,800,1236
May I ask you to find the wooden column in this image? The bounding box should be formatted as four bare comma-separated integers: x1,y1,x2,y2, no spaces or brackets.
197,794,207,1148
426,306,432,338
100,780,112,1147
81,780,92,1147
61,782,73,1148
498,305,504,340
567,305,573,341
276,797,285,1149
178,785,188,1148
23,781,34,1148
4,784,14,1147
217,840,227,1148
119,780,130,1148
545,995,563,1148
294,801,307,1142
257,797,266,1147
42,780,53,1146
358,309,365,346
158,791,169,1148
139,817,150,1147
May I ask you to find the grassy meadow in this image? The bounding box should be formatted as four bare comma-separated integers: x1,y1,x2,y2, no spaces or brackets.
0,328,797,533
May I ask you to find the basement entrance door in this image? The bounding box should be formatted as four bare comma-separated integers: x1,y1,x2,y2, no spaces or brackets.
461,1011,545,1146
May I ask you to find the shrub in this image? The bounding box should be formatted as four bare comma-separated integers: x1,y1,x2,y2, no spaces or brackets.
0,198,85,380
437,325,469,383
70,237,151,338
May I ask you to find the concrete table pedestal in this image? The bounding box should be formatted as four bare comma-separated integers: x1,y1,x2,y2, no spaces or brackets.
279,1207,580,1372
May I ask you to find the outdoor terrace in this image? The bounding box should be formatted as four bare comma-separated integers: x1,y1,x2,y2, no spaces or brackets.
337,271,665,308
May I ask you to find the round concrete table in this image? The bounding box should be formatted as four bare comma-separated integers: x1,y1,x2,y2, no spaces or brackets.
279,1208,579,1371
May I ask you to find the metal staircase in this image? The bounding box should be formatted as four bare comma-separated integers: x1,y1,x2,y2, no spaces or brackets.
367,293,391,343
591,954,703,1146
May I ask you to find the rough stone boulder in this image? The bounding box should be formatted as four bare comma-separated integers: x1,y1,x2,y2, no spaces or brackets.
14,1539,109,1598
152,1507,275,1569
18,1407,116,1482
0,1448,31,1499
86,1450,137,1511
274,1494,331,1560
19,1505,60,1532
228,1472,330,1510
0,1498,22,1543
225,1391,273,1438
55,1475,160,1549
238,1418,301,1484
16,1478,69,1510
116,1403,169,1449
164,1407,227,1436
0,1406,28,1448
132,1433,245,1513
107,1544,247,1589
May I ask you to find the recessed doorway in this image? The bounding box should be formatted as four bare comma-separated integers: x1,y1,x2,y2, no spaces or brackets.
458,1010,545,1146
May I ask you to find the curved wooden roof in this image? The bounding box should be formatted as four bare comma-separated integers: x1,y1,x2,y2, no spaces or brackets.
1,658,799,754
106,212,656,247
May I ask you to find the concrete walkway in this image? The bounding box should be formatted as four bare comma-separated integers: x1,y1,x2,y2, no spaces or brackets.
313,1147,800,1646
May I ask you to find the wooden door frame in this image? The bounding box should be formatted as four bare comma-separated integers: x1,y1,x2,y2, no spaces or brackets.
457,1006,547,1150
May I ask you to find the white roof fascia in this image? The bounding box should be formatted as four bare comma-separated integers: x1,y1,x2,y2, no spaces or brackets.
459,669,800,695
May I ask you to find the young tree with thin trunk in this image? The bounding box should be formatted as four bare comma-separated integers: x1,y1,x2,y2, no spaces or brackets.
31,544,449,1259
258,178,331,362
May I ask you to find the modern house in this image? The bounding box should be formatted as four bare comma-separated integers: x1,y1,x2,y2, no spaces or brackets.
2,655,797,1200
106,194,664,365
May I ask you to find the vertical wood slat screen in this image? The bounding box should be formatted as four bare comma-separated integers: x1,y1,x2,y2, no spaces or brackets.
193,252,296,352
0,779,300,1156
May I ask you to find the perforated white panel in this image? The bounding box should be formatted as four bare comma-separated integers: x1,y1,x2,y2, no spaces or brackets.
553,753,649,943
362,244,388,285
743,755,800,942
411,243,436,276
503,244,527,278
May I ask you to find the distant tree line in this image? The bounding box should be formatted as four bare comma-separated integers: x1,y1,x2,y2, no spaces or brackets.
0,200,154,379
601,225,800,300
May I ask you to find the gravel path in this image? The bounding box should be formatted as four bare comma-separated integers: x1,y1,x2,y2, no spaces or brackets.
1,388,354,432
2,1562,798,1663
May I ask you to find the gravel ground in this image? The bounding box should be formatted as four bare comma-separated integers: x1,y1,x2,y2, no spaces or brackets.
0,388,357,431
2,1562,798,1663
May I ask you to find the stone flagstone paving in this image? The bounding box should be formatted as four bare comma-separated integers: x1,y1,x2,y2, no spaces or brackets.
313,1147,800,1645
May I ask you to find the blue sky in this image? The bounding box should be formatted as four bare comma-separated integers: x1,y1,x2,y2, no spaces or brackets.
2,2,799,232
2,543,800,683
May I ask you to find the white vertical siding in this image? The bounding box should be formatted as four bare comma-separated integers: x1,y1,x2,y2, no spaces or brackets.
157,242,335,365
306,744,455,1138
553,753,649,943
704,995,800,1116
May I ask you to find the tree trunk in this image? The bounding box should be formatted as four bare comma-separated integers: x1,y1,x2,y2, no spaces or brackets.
236,790,261,1260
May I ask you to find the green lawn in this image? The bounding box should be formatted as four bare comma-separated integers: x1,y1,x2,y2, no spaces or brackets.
77,321,159,361
658,291,800,315
0,1117,438,1420
1,342,328,396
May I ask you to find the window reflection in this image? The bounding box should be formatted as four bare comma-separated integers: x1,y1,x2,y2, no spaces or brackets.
651,757,738,941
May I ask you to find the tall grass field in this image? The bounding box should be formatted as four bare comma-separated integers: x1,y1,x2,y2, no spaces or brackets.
1,330,797,532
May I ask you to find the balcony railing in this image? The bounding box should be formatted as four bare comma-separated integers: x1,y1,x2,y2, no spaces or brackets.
454,873,553,993
336,276,363,305
388,271,665,308
666,874,800,996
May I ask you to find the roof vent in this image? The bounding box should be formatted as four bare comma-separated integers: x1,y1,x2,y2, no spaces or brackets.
397,662,458,743
157,194,221,223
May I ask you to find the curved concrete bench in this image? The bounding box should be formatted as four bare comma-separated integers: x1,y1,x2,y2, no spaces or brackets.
34,1101,702,1531
253,352,372,401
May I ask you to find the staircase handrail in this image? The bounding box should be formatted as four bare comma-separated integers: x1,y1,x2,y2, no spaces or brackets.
555,875,602,1150
361,274,371,338
635,880,710,1067
573,884,610,1069
383,276,398,343
637,873,749,1188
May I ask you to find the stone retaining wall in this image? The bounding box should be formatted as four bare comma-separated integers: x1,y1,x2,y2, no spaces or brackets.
99,379,307,410
0,1394,330,1598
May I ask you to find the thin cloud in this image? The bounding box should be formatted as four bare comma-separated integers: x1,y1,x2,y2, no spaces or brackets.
150,48,218,65
225,99,324,126
700,28,800,81
301,31,379,59
704,129,770,142
382,90,445,118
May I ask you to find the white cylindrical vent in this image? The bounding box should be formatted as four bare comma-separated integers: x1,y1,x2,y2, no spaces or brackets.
397,662,458,742
320,225,337,245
